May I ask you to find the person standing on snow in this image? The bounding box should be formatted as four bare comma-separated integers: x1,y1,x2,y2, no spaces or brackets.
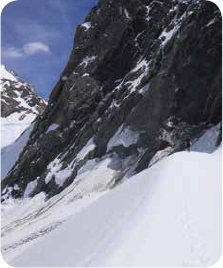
184,138,191,152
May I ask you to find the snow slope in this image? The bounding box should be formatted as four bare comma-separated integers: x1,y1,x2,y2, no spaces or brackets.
7,147,222,267
1,113,35,149
1,124,34,180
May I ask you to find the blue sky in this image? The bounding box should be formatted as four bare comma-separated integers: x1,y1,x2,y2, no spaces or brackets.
1,0,98,98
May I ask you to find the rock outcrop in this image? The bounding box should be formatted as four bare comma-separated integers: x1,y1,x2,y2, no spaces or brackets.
2,0,222,200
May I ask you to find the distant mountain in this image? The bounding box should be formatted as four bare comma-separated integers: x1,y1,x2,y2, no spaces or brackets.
1,65,47,148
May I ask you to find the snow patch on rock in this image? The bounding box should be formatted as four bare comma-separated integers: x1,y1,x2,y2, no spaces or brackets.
191,123,221,153
76,138,95,160
81,22,91,31
46,123,59,134
107,125,138,150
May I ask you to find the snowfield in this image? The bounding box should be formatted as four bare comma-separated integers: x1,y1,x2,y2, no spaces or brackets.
2,145,221,267
1,106,36,149
1,124,34,180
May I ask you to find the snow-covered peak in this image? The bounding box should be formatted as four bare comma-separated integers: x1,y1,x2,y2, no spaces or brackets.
0,65,18,82
1,65,47,148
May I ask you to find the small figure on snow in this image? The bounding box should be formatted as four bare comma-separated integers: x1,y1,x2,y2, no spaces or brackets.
184,138,191,152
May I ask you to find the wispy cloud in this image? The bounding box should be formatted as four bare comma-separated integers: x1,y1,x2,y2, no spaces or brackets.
14,23,61,44
1,47,23,58
2,42,50,59
23,42,50,55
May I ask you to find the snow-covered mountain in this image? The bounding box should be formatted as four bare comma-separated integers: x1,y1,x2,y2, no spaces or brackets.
2,0,221,201
0,0,222,266
1,65,47,148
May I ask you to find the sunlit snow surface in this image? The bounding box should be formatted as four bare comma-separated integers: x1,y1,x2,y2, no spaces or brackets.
1,65,17,82
1,113,35,149
1,124,34,180
1,142,221,267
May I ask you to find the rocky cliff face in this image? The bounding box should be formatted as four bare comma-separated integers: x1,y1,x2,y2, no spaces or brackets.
1,65,47,148
2,0,222,200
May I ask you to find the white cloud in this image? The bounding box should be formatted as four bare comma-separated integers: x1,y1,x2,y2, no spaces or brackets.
2,42,50,59
23,42,50,55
